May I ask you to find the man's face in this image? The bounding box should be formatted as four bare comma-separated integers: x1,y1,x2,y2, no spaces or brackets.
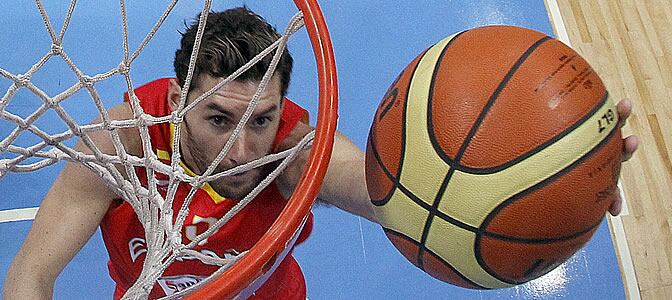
169,74,283,199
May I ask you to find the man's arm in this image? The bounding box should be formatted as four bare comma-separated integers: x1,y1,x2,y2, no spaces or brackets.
277,122,376,223
2,103,139,299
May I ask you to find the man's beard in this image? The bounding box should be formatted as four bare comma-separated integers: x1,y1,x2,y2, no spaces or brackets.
186,143,269,199
182,128,272,199
209,168,267,200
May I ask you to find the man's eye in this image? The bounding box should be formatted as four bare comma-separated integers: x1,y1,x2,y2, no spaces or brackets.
209,116,229,126
252,116,272,128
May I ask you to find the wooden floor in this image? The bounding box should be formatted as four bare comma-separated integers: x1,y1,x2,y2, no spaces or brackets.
548,0,672,299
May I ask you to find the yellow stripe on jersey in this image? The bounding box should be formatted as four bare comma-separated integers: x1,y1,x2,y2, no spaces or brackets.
151,123,228,205
156,149,170,161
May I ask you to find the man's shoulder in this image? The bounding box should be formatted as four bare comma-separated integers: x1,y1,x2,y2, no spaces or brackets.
124,78,173,101
123,78,174,118
105,103,143,157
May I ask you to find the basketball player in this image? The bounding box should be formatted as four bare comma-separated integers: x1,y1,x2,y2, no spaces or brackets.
3,6,639,300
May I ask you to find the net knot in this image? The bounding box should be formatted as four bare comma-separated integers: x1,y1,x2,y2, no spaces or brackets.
117,60,131,75
169,230,182,245
15,74,29,87
80,75,94,87
103,120,115,132
170,111,183,124
17,120,30,130
47,99,60,109
50,43,63,56
135,113,152,127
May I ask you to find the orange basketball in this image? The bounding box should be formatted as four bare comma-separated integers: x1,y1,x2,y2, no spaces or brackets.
365,25,623,289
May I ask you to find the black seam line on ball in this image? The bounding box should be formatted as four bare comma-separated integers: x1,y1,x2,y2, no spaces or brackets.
368,132,398,206
475,217,606,285
382,227,489,290
475,118,619,242
455,91,610,175
427,119,618,284
479,213,603,244
473,119,619,284
368,49,429,207
427,30,469,166
472,121,618,283
413,29,471,268
418,35,553,269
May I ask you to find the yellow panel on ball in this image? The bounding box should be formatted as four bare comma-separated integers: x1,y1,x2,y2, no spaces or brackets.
397,34,457,205
374,188,431,242
425,217,514,289
437,95,618,228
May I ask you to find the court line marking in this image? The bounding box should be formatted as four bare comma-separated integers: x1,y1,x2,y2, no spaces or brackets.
617,181,630,216
0,207,39,223
545,1,640,299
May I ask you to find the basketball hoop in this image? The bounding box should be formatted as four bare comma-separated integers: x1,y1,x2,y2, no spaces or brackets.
0,0,337,299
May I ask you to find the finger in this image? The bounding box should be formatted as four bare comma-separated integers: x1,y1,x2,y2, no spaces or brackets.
622,135,640,162
609,191,623,216
616,98,632,128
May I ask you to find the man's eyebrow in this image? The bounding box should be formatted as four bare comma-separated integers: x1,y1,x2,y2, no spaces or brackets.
205,103,233,117
205,103,278,116
254,104,278,116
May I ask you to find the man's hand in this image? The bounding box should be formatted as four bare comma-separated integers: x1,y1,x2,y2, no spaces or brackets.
608,99,640,216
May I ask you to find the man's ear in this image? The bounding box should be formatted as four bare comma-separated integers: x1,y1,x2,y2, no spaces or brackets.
167,78,183,112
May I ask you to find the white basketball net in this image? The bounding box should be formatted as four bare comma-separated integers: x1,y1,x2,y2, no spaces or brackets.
0,1,314,299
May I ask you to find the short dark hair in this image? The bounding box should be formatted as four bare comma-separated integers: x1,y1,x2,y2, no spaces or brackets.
174,7,293,96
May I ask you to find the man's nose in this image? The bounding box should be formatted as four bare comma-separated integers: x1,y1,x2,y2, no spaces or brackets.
223,129,251,166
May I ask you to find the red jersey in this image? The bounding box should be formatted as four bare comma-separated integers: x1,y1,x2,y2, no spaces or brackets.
100,78,313,299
